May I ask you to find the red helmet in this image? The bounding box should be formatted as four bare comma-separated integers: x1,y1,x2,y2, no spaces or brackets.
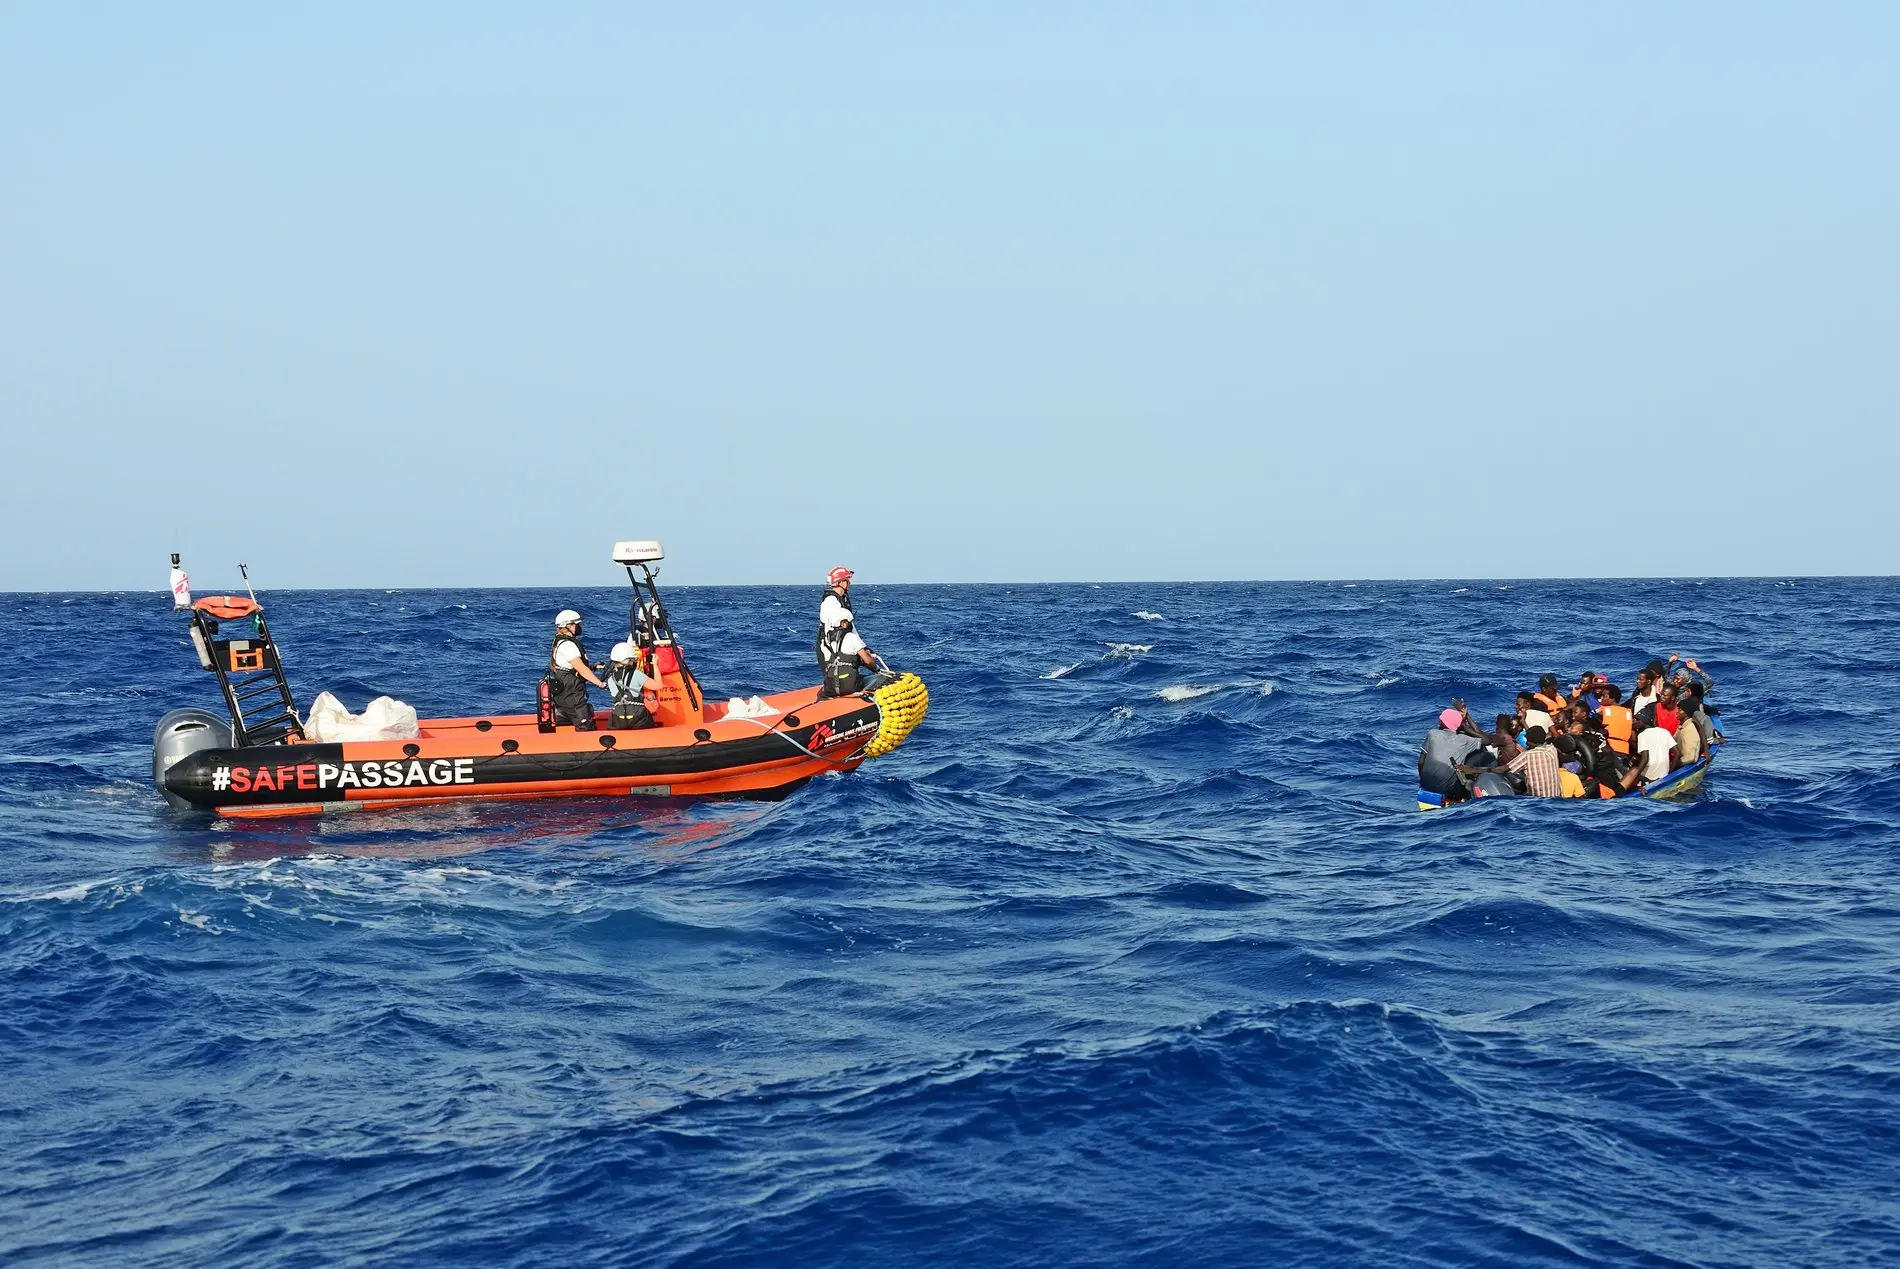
827,566,853,587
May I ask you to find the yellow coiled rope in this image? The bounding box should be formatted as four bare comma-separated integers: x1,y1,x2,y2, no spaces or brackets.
865,673,929,758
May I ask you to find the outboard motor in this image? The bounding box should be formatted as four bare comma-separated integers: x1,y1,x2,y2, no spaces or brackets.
1472,771,1517,799
153,708,231,810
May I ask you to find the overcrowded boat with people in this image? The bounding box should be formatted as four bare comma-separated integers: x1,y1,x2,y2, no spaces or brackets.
1416,657,1725,810
151,542,928,818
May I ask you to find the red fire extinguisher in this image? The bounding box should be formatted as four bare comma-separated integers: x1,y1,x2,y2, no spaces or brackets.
536,676,556,733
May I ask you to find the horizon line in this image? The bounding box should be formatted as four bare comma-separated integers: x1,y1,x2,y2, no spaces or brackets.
5,572,1894,597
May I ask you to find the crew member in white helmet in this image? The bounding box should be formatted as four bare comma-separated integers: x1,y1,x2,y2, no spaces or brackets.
547,609,608,730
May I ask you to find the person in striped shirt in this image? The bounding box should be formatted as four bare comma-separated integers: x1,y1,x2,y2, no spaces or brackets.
1504,725,1564,797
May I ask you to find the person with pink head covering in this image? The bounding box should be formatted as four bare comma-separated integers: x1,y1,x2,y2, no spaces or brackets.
1418,703,1485,803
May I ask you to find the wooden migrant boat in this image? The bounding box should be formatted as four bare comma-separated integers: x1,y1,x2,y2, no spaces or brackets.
1416,751,1716,811
152,542,928,819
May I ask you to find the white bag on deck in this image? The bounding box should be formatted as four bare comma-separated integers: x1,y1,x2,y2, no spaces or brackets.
304,691,421,742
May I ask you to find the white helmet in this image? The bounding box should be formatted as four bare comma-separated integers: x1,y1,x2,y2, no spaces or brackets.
555,609,582,627
609,640,638,663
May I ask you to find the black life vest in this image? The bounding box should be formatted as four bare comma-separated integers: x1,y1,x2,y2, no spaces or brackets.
548,633,589,686
815,588,854,668
605,662,654,728
819,625,862,697
606,662,646,703
543,634,594,728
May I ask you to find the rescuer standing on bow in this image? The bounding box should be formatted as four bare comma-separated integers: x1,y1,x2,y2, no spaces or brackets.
816,566,855,670
815,566,898,697
546,609,607,730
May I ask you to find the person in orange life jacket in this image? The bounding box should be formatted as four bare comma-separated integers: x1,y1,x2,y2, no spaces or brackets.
606,641,658,730
1533,673,1569,715
547,609,607,730
1596,684,1635,756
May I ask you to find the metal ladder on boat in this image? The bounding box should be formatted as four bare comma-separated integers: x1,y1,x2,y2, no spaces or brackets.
188,603,303,746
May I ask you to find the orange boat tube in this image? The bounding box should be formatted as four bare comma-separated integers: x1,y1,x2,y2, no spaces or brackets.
162,678,927,818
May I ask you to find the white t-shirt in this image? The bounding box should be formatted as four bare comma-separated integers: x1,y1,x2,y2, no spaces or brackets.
553,638,585,671
820,594,851,630
1522,708,1554,735
1635,726,1676,780
837,630,865,658
1630,687,1658,715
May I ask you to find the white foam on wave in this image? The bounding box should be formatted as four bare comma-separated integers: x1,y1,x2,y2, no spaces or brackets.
34,879,106,902
1111,705,1135,721
1452,588,1469,594
1157,684,1221,702
208,857,577,923
1043,663,1082,680
1106,643,1153,658
1133,611,1165,621
11,877,145,906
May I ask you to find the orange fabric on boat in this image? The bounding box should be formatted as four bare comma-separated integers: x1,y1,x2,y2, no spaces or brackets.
194,596,259,620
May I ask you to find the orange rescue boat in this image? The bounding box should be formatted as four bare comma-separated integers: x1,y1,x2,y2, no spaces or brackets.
152,542,928,819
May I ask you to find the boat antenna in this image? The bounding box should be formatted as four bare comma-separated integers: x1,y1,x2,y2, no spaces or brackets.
238,562,259,607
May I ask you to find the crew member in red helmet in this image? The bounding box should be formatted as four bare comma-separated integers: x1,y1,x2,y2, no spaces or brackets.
816,566,855,671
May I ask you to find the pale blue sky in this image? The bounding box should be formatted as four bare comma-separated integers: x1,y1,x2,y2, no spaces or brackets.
3,4,1895,589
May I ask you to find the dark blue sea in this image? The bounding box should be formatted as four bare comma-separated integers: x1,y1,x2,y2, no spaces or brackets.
5,579,1899,1267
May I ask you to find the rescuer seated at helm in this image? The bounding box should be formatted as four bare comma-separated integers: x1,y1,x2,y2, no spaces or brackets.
606,640,658,730
547,609,607,730
819,615,896,698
